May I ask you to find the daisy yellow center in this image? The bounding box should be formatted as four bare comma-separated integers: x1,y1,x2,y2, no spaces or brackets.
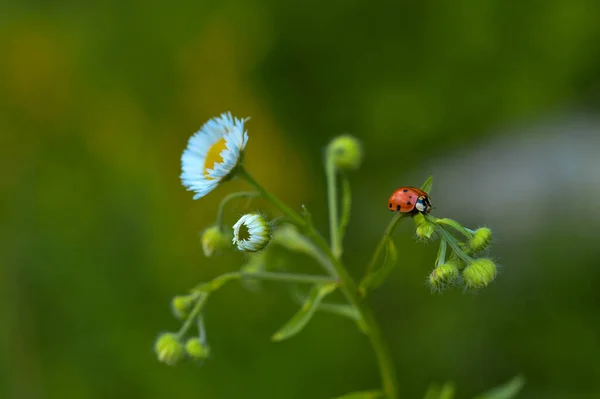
203,137,228,179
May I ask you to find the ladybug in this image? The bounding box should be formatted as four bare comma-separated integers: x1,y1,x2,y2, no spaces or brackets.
388,187,432,215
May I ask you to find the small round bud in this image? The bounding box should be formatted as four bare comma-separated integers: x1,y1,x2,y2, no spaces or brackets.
462,258,497,289
327,135,363,170
171,295,194,320
469,227,492,252
154,333,184,366
185,337,210,360
414,213,435,240
232,213,271,252
201,225,230,257
428,263,460,291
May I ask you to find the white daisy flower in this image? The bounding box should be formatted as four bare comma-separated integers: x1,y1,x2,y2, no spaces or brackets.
181,112,249,199
232,213,271,252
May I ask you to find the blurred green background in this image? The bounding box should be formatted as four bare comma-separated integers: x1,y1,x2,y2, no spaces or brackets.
3,1,600,398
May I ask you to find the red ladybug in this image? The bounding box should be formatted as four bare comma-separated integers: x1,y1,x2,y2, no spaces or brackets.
388,187,432,214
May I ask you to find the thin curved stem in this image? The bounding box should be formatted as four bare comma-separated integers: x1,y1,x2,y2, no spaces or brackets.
338,172,352,249
216,191,259,229
241,271,339,285
176,293,208,339
326,155,342,259
237,167,305,226
178,271,339,340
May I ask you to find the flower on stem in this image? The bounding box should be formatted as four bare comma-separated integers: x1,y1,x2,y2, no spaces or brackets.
462,258,497,289
154,333,185,366
428,262,460,291
185,337,210,360
327,135,363,170
171,294,195,320
232,213,272,252
469,227,493,253
414,213,436,240
200,225,231,257
181,112,249,199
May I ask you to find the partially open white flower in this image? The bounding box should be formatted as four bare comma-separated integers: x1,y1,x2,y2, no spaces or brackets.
181,112,249,199
232,213,271,252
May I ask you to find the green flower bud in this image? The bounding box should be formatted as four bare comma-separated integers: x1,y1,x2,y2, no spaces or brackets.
328,135,363,170
171,295,195,320
469,227,493,252
462,258,497,289
232,213,271,252
201,225,230,257
185,337,210,360
414,213,435,240
429,263,460,291
154,333,184,366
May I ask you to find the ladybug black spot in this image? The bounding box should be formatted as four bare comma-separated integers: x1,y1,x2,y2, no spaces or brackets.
388,203,392,208
406,201,412,206
396,205,401,211
409,195,413,198
403,189,408,193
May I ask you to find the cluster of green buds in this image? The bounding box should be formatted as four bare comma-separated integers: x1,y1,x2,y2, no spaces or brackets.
413,214,497,291
154,302,211,366
156,211,275,367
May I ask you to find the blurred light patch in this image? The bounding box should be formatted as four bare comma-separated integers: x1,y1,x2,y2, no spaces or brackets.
426,112,600,240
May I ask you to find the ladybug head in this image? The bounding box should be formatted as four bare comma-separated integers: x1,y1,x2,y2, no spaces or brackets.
415,196,432,214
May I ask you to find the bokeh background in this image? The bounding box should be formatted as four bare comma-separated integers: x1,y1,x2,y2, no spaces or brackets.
2,1,600,398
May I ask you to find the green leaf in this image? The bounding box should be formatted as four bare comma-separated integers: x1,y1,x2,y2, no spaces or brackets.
420,175,433,194
332,390,384,399
318,302,359,320
318,303,367,333
439,382,456,399
358,237,398,296
474,375,525,399
272,283,338,341
423,382,455,399
423,383,441,399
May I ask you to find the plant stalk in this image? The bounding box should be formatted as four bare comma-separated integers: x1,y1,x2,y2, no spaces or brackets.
240,167,398,399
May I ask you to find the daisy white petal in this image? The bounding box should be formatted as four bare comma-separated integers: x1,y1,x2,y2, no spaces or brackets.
180,112,249,199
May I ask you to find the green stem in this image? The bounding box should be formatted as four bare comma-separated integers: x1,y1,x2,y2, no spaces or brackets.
240,169,399,399
216,191,259,229
176,293,208,339
364,213,407,277
305,230,398,399
241,271,339,285
179,270,335,340
433,225,476,264
238,167,305,226
435,240,447,267
326,154,342,259
338,172,352,246
430,216,474,240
